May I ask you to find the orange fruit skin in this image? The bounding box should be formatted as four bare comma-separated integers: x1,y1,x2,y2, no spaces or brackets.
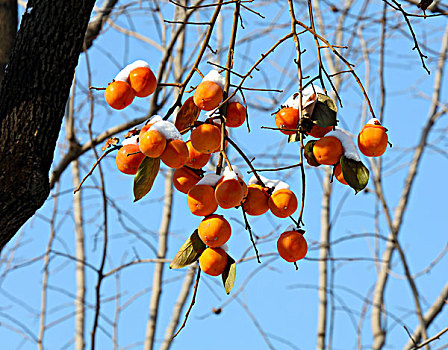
226,102,246,128
358,125,388,157
128,67,157,97
198,214,231,247
277,231,308,262
187,185,218,216
275,107,300,135
242,184,270,216
334,163,348,185
193,81,223,111
185,140,211,169
105,81,135,110
268,189,298,218
215,178,244,209
139,130,166,158
160,140,189,169
115,144,145,175
312,136,344,165
308,124,333,138
199,247,228,276
190,124,221,154
172,167,201,194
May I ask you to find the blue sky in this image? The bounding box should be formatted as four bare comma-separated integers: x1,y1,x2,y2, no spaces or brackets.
1,1,448,349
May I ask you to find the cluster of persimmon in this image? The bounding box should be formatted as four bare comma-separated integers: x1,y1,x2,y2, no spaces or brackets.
104,60,157,110
273,87,388,189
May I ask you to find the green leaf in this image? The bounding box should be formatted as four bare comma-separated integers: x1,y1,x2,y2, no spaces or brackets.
304,140,320,167
311,93,337,128
133,157,160,202
174,96,201,134
170,230,206,269
340,155,369,194
222,254,236,295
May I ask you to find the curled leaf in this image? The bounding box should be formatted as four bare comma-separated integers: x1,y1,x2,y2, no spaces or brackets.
133,157,160,201
102,137,120,151
124,128,139,138
175,96,201,134
170,230,206,269
340,155,369,194
312,93,337,128
304,140,320,167
222,254,236,295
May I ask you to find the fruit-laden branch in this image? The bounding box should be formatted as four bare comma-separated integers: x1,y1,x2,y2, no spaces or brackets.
0,0,96,249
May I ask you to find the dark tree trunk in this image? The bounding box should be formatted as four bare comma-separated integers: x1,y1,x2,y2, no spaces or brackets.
0,0,95,248
0,0,17,86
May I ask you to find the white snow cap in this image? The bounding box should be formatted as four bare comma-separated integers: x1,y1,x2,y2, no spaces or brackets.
284,224,298,232
223,165,243,180
366,117,381,125
147,115,163,125
222,168,239,182
326,127,360,161
150,120,182,142
202,70,225,91
122,135,139,146
115,60,150,82
283,85,325,110
228,88,242,104
196,173,221,187
248,174,290,191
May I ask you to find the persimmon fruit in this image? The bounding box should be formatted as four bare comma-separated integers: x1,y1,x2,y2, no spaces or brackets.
308,124,333,138
185,140,211,169
105,81,135,110
193,81,223,111
139,130,166,158
187,184,218,216
115,144,145,175
275,107,300,135
128,67,157,97
190,123,221,154
226,102,246,128
172,167,201,194
160,140,189,169
198,214,231,247
312,136,344,165
215,178,244,209
199,247,228,276
358,124,388,157
268,189,298,218
277,230,308,262
242,184,270,216
334,163,348,185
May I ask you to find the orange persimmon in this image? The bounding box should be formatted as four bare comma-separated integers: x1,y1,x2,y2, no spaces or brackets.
129,67,157,97
199,247,228,276
268,189,298,218
187,184,218,216
275,107,300,135
160,140,189,169
198,214,231,247
105,81,135,110
312,136,344,165
277,230,308,262
115,144,145,175
193,81,223,111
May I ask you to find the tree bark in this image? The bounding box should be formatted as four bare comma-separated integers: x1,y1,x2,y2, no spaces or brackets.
0,0,95,248
0,0,17,86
